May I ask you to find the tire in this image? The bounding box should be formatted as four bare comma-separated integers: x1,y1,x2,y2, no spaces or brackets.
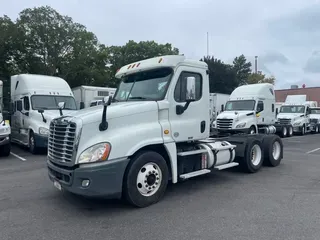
123,150,169,208
300,125,305,136
262,135,283,167
239,139,264,173
29,131,38,154
0,143,11,157
287,126,293,137
280,126,287,138
248,126,256,135
314,125,319,134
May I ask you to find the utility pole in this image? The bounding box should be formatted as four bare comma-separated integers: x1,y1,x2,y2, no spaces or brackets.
207,32,209,57
254,56,258,73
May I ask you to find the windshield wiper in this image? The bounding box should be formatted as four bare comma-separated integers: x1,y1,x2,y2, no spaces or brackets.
128,97,151,100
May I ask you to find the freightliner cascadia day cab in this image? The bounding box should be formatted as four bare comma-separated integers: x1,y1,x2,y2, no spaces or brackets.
10,74,78,154
0,80,11,156
213,83,290,137
47,55,284,208
276,95,319,135
309,107,320,133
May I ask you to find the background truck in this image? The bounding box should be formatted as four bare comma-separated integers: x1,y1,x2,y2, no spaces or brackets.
209,93,230,124
47,55,284,208
72,85,117,109
275,95,317,136
309,107,320,133
0,80,11,156
212,83,289,137
10,74,78,154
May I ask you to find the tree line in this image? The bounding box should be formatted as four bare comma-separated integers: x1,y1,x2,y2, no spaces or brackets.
0,6,276,103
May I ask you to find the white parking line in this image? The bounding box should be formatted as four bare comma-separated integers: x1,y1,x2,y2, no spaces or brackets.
306,148,320,154
10,152,27,161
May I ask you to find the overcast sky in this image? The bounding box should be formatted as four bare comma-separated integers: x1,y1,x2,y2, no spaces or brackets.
2,0,320,89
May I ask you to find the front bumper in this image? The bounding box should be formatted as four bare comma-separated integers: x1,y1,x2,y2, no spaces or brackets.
34,133,48,148
214,127,250,134
0,135,10,146
47,158,130,198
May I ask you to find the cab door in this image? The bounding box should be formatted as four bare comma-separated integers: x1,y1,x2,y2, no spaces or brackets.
167,66,210,142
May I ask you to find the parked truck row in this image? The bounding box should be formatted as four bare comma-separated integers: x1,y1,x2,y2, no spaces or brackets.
46,55,285,208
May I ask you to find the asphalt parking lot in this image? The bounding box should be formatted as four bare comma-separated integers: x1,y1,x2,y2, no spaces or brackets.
1,135,320,240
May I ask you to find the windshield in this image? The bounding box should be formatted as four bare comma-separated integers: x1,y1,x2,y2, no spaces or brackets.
310,108,320,114
280,105,305,113
225,100,255,111
113,67,173,102
31,95,77,110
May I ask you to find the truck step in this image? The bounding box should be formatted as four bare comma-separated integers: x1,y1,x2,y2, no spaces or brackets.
179,169,211,180
177,149,208,156
214,162,239,170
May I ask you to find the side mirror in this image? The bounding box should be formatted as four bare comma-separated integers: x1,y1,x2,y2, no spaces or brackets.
80,102,85,109
38,109,44,114
58,102,65,110
185,77,196,101
104,96,112,106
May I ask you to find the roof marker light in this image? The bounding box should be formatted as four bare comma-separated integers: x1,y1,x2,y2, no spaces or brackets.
136,63,140,67
132,64,136,68
127,65,131,69
158,58,163,63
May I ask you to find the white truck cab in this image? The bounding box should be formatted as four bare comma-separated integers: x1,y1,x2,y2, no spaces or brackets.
276,95,316,135
47,55,284,208
214,83,277,135
10,74,77,153
309,107,320,133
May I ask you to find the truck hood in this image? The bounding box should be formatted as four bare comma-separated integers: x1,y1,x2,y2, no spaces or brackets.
310,114,320,120
217,110,255,120
277,113,303,120
42,110,77,123
66,101,159,125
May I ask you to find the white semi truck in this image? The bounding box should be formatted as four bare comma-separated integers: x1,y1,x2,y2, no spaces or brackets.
209,93,230,123
10,74,78,153
72,85,117,109
213,83,289,137
0,80,11,156
276,95,318,135
47,55,284,208
309,107,320,133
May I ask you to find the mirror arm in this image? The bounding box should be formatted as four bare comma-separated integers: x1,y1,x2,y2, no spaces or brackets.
176,100,193,115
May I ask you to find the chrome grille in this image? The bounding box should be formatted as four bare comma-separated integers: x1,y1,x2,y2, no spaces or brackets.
48,120,76,163
217,118,233,129
278,118,291,125
310,118,319,124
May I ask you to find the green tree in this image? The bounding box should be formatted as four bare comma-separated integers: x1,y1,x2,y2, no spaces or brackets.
247,72,276,85
233,54,252,86
201,56,237,94
15,6,108,87
105,40,179,87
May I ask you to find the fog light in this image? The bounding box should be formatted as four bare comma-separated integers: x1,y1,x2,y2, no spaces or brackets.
81,179,90,187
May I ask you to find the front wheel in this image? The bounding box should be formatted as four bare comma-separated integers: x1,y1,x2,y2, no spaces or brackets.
29,132,38,154
249,126,256,135
0,143,11,157
300,125,305,136
123,151,169,208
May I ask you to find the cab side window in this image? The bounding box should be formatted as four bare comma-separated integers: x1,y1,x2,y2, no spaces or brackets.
174,72,202,102
257,101,264,113
23,96,30,111
16,100,23,112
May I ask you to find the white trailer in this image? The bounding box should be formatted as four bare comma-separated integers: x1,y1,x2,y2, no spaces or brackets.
10,74,77,154
47,55,284,208
0,80,11,156
72,85,116,109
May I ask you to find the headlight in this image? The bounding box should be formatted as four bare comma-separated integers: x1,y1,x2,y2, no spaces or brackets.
78,142,111,164
236,122,246,128
39,127,49,135
0,125,10,135
293,122,301,126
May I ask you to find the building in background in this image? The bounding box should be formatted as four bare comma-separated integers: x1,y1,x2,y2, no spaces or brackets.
275,85,320,106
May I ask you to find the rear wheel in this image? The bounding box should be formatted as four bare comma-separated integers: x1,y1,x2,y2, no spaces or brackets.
280,126,287,138
263,135,283,167
239,139,264,173
287,126,293,137
0,143,11,157
123,150,169,208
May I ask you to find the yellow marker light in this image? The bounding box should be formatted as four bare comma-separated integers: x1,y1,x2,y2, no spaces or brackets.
158,58,163,63
164,130,169,134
